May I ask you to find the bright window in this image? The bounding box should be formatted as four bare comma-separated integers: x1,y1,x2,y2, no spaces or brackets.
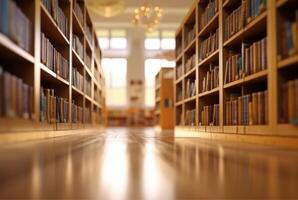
102,58,127,107
99,38,109,49
145,38,161,50
110,38,127,49
161,38,175,50
145,59,175,107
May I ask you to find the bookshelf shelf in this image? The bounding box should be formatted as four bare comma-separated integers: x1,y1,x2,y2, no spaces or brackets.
223,11,267,47
86,37,93,52
184,65,196,78
175,76,184,84
40,4,69,45
278,54,298,69
72,86,84,96
198,49,219,67
184,37,196,53
176,100,184,106
243,70,268,84
0,33,35,63
224,78,243,89
276,0,296,9
72,11,85,36
222,0,238,9
72,49,84,66
198,87,219,98
175,52,183,62
277,124,298,136
184,95,196,103
198,12,219,38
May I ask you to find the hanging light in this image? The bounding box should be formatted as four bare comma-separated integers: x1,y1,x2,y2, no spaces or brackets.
87,0,125,18
132,0,163,32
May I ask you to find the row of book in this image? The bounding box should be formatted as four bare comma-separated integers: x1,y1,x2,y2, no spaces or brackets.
185,78,196,98
224,0,266,41
185,54,196,73
94,89,99,102
176,45,182,57
279,9,298,59
201,65,219,93
185,24,196,48
84,107,91,123
176,89,183,102
41,33,69,80
85,78,91,97
72,67,84,92
40,88,69,123
85,24,92,44
73,1,84,26
199,0,218,30
198,29,219,62
225,90,268,125
176,64,183,79
73,34,84,59
280,79,298,125
185,109,196,126
224,37,267,84
72,102,83,123
85,54,92,69
42,0,69,38
200,104,219,126
0,67,34,119
0,0,32,53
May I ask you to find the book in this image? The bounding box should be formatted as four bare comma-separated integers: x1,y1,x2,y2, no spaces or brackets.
72,67,84,92
184,24,196,47
201,65,219,93
199,0,219,30
0,0,32,53
41,32,69,80
185,109,196,126
199,28,219,61
42,0,69,37
73,0,84,26
224,52,243,84
0,67,33,119
200,104,219,126
176,64,183,79
185,78,196,98
73,33,84,59
185,54,196,73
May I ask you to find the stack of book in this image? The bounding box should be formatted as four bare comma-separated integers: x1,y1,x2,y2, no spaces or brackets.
199,29,219,61
41,33,69,80
224,4,245,41
200,104,219,126
224,52,242,84
185,24,196,47
40,88,69,123
84,107,91,123
72,102,83,123
185,78,196,98
73,1,84,26
85,54,92,69
42,0,69,37
85,78,91,97
0,67,34,119
243,37,267,76
176,90,183,102
0,0,32,52
176,46,182,57
85,24,92,43
185,54,196,73
225,90,268,126
224,0,266,41
185,109,196,126
280,79,298,125
244,0,267,24
199,0,218,30
72,67,84,92
279,9,298,59
201,65,219,93
176,64,183,79
73,34,84,59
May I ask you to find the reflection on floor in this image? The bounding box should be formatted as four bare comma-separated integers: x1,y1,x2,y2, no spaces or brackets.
0,128,298,199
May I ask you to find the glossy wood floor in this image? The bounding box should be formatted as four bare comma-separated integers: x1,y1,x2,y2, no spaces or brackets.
0,128,298,199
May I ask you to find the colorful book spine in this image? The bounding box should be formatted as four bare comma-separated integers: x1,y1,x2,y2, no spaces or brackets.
199,28,219,61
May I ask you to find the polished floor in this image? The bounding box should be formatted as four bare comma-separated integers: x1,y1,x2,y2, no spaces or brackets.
0,128,298,199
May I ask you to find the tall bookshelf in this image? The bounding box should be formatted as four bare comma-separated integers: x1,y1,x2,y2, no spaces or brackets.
0,0,105,133
175,0,298,137
155,68,174,130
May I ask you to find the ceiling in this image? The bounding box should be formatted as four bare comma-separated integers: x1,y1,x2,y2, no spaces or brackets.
88,0,195,30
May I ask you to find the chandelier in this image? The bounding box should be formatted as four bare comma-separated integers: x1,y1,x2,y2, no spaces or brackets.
87,0,125,18
132,0,163,32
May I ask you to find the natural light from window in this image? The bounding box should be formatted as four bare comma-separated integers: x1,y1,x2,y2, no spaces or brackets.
102,58,127,107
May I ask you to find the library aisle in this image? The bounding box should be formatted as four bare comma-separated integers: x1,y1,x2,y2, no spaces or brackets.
0,128,298,199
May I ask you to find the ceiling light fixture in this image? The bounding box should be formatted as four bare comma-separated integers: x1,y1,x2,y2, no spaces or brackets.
132,0,163,33
87,0,125,18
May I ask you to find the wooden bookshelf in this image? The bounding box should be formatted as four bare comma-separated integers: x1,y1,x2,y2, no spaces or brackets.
155,68,174,130
174,0,298,140
0,0,105,134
